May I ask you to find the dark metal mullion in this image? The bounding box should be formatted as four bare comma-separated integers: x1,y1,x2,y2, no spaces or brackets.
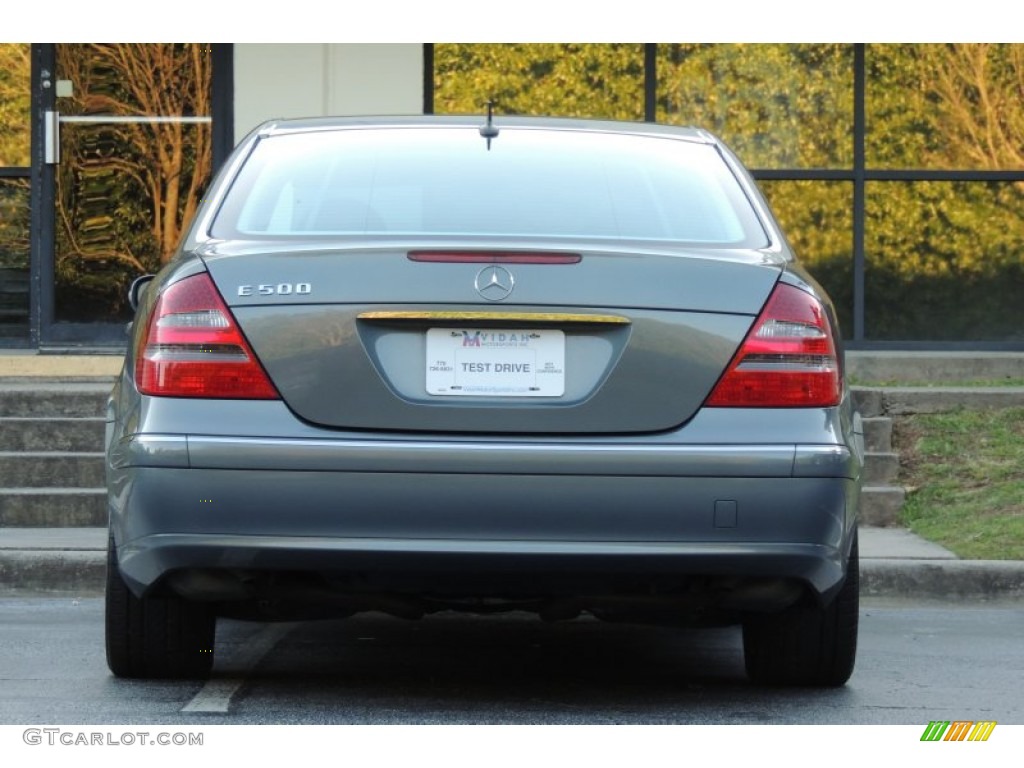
751,169,854,181
30,43,56,348
751,170,1024,182
0,168,31,177
749,169,1019,183
866,169,1024,181
422,44,434,115
210,44,234,173
852,44,866,343
643,44,656,122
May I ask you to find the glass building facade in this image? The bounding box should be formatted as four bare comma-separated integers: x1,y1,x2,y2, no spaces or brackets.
432,43,1024,347
0,43,226,347
1,43,1021,348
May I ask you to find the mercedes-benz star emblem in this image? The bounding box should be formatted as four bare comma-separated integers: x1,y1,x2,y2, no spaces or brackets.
474,265,515,302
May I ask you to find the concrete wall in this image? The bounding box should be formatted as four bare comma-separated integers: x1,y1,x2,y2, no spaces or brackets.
233,44,423,143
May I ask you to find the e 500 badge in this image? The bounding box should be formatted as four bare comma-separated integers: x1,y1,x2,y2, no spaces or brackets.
237,282,312,297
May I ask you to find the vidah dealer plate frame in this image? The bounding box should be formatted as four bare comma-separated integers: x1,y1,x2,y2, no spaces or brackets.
426,328,566,397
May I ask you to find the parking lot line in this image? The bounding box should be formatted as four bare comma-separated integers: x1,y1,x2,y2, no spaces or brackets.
181,622,296,713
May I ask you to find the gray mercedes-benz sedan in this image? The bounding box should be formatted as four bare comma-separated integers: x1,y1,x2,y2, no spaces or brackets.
105,115,863,686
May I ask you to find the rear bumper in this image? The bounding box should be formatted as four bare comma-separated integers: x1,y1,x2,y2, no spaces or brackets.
109,435,860,600
111,434,859,478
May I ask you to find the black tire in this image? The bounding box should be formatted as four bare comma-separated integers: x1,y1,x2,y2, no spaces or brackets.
105,536,216,679
742,530,859,686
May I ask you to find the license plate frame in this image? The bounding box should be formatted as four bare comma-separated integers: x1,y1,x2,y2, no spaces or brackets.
426,328,566,397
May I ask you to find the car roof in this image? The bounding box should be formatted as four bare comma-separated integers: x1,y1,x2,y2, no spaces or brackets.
251,115,717,146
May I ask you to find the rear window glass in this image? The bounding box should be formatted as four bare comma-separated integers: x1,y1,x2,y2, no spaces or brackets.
212,127,768,247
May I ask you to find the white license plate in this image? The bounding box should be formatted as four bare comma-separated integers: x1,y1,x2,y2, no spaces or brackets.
426,328,565,397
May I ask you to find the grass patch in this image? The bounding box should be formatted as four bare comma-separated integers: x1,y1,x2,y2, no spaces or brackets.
894,407,1024,560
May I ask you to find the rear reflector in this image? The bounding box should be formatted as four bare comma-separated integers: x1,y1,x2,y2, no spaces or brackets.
136,273,279,399
408,251,581,264
705,282,841,408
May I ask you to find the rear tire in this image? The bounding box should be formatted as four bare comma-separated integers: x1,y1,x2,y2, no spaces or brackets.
105,536,216,679
742,530,859,686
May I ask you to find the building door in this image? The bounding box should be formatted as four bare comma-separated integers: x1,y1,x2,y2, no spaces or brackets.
35,43,223,347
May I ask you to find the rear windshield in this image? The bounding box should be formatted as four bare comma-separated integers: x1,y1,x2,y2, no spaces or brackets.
212,127,769,247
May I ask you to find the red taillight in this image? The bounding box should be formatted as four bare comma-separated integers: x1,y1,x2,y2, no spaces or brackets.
135,273,279,399
706,282,841,408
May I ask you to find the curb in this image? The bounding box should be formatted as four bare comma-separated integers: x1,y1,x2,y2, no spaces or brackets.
861,559,1024,601
0,550,106,595
2,550,1023,601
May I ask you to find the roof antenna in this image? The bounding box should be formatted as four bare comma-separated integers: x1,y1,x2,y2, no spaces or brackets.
479,100,499,150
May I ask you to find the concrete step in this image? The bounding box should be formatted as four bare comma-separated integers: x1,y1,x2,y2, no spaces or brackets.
0,453,105,488
881,387,1024,415
0,383,110,418
852,388,884,417
859,486,906,527
852,386,1024,418
848,351,1024,384
863,451,900,485
0,418,105,452
862,416,893,453
0,489,107,527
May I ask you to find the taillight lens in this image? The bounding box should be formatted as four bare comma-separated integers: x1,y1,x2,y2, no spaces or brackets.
706,282,840,408
135,273,279,399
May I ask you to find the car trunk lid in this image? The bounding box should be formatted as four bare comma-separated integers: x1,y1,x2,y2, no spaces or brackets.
201,242,782,434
